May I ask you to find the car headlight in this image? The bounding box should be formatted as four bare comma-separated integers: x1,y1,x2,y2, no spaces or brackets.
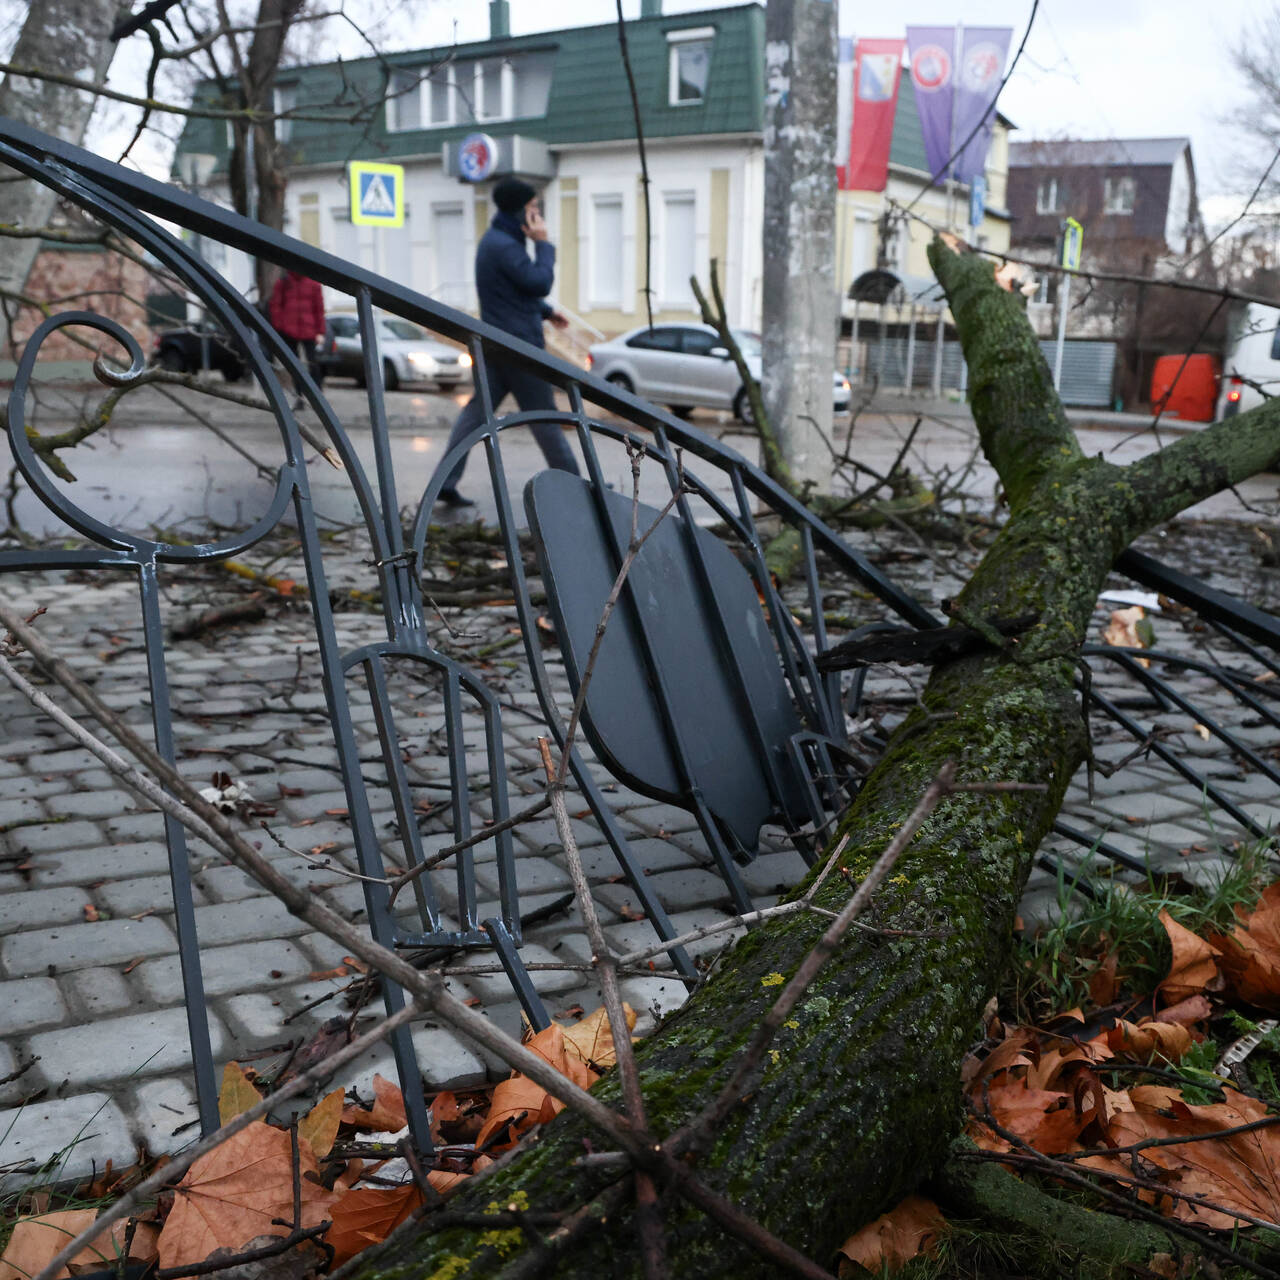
458,352,472,368
407,352,434,373
838,378,850,392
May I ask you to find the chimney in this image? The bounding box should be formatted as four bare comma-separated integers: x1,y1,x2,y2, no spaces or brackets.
490,0,510,38
641,0,662,15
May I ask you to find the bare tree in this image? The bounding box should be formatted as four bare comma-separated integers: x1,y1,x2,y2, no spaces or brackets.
0,0,121,353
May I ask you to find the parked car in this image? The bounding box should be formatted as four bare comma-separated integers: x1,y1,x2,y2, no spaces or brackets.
1215,300,1280,421
151,324,248,381
587,323,852,423
320,311,472,391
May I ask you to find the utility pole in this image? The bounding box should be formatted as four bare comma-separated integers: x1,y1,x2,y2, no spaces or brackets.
0,0,122,355
762,0,838,494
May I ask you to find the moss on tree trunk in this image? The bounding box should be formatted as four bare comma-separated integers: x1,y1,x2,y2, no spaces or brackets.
349,241,1280,1280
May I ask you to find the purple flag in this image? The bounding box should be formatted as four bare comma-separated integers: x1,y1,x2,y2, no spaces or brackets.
905,27,957,183
953,27,1011,184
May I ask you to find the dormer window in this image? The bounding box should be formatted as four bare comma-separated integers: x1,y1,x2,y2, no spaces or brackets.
386,51,555,131
668,28,713,106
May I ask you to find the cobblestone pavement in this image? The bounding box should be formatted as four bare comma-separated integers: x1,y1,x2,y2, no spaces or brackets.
0,501,1274,1188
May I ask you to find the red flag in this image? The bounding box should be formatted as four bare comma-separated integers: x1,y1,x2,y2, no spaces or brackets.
840,39,905,192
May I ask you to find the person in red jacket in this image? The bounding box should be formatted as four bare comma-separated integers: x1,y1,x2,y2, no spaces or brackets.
268,269,325,409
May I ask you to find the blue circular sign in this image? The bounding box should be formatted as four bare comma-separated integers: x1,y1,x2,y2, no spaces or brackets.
458,132,498,183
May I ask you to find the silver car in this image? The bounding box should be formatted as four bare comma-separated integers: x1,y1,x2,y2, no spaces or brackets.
587,323,851,423
321,311,472,391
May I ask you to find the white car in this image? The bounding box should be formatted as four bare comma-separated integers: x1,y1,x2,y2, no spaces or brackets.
588,323,851,423
321,311,472,391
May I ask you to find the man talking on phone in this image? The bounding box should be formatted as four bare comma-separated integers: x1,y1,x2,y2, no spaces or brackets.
436,176,580,508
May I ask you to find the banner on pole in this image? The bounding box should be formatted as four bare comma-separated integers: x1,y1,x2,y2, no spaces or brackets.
906,26,1010,187
905,27,956,183
839,38,905,192
952,27,1011,185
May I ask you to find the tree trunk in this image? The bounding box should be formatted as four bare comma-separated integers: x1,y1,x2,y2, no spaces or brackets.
222,0,303,302
0,0,119,352
761,0,838,494
350,241,1280,1279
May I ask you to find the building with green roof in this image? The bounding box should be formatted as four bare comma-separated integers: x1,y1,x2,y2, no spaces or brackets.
174,1,1011,336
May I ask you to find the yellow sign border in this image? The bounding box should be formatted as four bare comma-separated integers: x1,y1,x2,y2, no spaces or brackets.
349,161,405,227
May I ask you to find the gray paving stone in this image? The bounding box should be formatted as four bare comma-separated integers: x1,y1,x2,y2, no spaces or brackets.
738,850,810,899
65,967,135,1019
29,842,172,888
47,790,135,820
24,748,103,774
0,1094,135,1190
0,977,66,1035
0,797,49,825
191,896,311,946
0,886,95,935
101,813,170,842
134,938,314,1004
29,1007,229,1089
596,868,732,916
127,1078,202,1157
97,875,204,917
1,916,176,976
566,838,706,881
6,819,109,854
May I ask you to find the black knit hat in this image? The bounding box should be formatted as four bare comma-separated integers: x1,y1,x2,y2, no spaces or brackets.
493,176,537,214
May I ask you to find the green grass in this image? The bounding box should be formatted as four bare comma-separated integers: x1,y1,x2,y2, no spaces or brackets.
1006,834,1277,1025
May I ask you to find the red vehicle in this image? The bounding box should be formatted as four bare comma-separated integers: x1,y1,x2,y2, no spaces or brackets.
1149,353,1220,423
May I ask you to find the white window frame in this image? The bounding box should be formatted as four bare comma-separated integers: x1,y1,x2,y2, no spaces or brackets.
667,26,715,107
659,190,698,310
1104,175,1136,215
386,68,424,132
426,64,456,127
589,194,625,309
1035,177,1060,215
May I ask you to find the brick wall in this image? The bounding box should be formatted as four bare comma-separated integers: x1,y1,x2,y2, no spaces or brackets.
13,245,155,364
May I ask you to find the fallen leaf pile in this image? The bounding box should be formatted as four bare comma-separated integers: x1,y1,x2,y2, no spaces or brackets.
0,1004,633,1280
839,880,1280,1275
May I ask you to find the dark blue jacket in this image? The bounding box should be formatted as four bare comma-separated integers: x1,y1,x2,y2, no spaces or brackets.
475,210,555,349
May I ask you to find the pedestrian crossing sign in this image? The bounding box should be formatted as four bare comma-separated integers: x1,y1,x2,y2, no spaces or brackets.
349,161,404,227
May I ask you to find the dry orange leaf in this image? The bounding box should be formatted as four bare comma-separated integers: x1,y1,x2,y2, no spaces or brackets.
1109,1087,1280,1230
299,1087,344,1160
0,1209,98,1280
342,1074,408,1133
426,1169,471,1195
1158,910,1220,1005
326,1184,424,1268
837,1194,946,1275
475,1023,597,1151
1105,1018,1196,1061
561,1003,636,1072
972,1079,1088,1155
217,1061,262,1126
1210,882,1280,1010
157,1120,335,1270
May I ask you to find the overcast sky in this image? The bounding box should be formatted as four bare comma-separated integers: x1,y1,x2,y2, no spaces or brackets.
60,0,1280,225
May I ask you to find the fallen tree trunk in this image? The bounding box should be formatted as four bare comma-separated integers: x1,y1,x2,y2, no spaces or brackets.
350,239,1280,1279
